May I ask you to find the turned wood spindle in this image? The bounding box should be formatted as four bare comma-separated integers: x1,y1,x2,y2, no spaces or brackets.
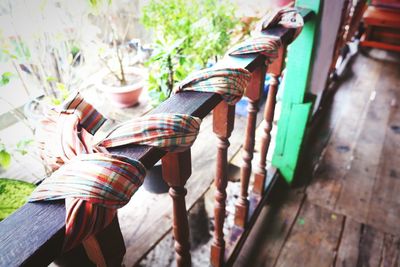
234,64,267,228
210,102,235,267
253,47,286,195
162,150,192,267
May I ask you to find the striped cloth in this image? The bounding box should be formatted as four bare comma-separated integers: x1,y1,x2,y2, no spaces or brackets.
228,8,303,58
176,8,303,105
30,92,201,251
175,67,252,105
29,7,305,252
100,113,201,152
254,7,304,43
227,36,282,63
30,153,146,251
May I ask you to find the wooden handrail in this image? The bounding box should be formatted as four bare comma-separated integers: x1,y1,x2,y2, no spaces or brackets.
0,8,313,267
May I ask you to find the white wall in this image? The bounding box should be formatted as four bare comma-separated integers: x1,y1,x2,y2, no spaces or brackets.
309,0,346,113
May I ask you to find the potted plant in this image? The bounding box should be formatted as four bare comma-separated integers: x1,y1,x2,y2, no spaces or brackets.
97,34,147,108
94,3,149,108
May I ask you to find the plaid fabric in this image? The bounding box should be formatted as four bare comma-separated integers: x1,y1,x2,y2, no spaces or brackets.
254,8,304,43
227,36,282,63
228,8,303,59
60,91,107,135
176,67,252,105
30,92,201,251
30,153,145,251
100,113,201,152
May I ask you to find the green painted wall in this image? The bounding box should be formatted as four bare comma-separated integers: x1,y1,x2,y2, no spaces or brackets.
272,0,321,183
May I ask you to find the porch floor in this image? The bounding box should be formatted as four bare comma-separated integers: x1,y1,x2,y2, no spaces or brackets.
234,50,400,266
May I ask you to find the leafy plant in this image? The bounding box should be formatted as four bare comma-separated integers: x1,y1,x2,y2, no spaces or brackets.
0,72,33,169
141,0,238,106
0,178,36,221
0,142,11,169
0,72,12,87
0,138,34,170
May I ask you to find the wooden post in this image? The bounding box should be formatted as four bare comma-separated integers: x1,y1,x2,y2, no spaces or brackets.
253,47,286,195
234,64,266,228
162,150,192,267
210,102,235,267
83,215,126,267
272,0,321,183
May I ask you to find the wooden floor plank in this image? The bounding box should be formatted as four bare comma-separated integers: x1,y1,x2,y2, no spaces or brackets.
236,51,400,267
334,218,362,267
307,54,383,211
232,186,305,267
366,63,400,235
334,60,398,223
356,225,385,267
380,234,400,267
334,219,385,267
274,201,344,267
335,218,400,267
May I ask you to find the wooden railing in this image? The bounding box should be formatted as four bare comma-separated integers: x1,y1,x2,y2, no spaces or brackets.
0,8,313,267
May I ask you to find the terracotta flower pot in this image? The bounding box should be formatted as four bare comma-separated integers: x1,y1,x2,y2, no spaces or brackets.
100,67,146,108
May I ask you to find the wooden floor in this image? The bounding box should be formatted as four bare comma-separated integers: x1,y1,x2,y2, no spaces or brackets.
235,50,400,267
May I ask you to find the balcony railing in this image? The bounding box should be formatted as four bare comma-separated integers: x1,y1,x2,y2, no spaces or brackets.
0,7,313,267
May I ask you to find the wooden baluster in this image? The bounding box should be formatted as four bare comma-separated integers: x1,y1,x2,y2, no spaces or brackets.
234,64,267,228
162,150,192,267
253,47,286,195
210,102,235,267
83,215,126,267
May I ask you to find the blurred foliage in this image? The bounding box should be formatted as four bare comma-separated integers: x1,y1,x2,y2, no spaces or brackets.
0,178,36,221
141,0,238,106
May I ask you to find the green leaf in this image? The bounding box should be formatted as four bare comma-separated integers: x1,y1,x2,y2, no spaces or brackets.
16,139,33,156
46,76,57,82
89,0,98,7
56,82,66,91
55,83,69,100
0,150,11,169
0,72,12,86
51,98,62,106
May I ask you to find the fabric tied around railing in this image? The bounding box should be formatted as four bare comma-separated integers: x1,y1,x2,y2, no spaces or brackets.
254,7,304,43
227,36,282,63
175,67,252,105
228,7,303,59
30,92,201,251
28,6,305,253
175,8,303,103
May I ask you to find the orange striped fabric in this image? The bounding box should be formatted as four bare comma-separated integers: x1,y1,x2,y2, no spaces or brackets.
228,8,303,58
30,92,201,251
29,7,305,252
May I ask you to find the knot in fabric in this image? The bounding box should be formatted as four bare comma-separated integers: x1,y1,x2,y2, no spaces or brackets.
227,36,282,63
30,92,201,250
228,8,303,59
175,67,252,105
254,7,304,43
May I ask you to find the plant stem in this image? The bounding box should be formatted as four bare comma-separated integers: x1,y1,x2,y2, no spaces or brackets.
167,55,174,97
99,56,122,83
116,41,126,86
11,61,31,98
0,97,34,133
108,15,126,86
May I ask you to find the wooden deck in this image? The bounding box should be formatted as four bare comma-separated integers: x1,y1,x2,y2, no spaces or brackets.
234,50,400,266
